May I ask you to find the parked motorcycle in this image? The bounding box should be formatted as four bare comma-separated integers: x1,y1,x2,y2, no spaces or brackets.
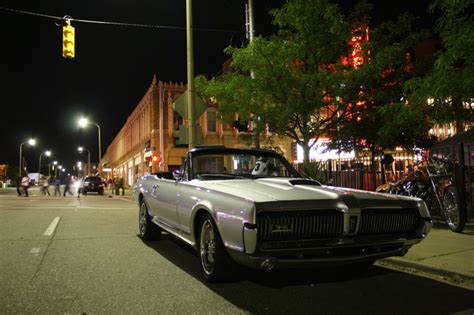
376,154,466,233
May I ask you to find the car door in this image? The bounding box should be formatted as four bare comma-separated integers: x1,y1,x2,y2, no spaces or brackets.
147,176,182,233
175,182,201,238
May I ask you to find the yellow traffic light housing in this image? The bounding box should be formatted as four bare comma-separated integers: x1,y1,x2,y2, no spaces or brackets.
62,20,75,59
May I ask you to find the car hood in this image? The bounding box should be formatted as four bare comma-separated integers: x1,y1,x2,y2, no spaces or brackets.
194,177,423,208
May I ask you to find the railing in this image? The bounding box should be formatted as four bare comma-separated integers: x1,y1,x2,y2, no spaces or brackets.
296,152,419,191
295,143,473,219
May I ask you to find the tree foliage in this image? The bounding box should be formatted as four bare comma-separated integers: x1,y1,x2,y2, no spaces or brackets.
329,2,433,157
196,0,353,164
406,0,474,132
196,0,442,166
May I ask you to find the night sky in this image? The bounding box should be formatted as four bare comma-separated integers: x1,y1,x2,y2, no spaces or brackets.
0,0,434,174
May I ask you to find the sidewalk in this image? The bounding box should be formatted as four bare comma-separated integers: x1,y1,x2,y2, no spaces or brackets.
378,221,474,289
108,188,135,201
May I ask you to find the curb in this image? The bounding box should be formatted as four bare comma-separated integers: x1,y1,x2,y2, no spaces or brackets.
378,257,474,285
108,194,135,202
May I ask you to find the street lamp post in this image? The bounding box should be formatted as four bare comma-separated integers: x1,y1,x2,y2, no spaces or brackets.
78,147,91,176
57,165,63,179
19,138,36,178
52,161,58,178
186,0,195,149
79,118,101,174
38,150,51,179
76,161,83,177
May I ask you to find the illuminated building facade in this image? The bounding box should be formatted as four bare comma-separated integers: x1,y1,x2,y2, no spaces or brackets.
101,76,293,186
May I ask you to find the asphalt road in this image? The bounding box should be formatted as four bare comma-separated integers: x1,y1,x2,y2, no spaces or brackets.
1,191,473,314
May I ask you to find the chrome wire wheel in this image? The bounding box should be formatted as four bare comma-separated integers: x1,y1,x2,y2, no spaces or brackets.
139,202,147,237
444,190,458,228
138,199,161,240
200,218,216,276
442,186,465,233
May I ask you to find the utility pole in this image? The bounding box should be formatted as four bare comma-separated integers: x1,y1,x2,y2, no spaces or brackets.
159,81,165,171
245,0,255,45
186,0,195,149
246,0,260,148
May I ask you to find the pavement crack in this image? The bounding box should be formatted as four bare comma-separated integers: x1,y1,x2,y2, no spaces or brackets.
28,223,59,285
416,248,474,261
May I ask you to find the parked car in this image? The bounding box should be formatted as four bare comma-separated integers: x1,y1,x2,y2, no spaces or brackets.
133,146,432,282
80,176,105,195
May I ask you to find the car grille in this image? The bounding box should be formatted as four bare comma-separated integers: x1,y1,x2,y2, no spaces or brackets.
257,210,344,241
359,208,419,235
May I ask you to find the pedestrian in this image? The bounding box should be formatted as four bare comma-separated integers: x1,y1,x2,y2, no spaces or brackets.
16,175,23,196
53,177,61,196
41,176,51,196
63,175,73,196
21,175,30,197
110,177,116,193
77,178,83,199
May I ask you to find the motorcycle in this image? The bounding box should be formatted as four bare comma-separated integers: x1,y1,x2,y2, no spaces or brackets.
376,154,466,233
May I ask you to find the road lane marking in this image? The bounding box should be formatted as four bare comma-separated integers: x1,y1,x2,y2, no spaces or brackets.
30,248,40,256
43,217,61,236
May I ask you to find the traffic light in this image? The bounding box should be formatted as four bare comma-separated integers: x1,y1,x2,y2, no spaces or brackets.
62,20,75,59
146,152,161,167
151,152,161,165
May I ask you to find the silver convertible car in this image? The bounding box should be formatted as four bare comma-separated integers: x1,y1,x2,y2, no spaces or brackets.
133,146,432,282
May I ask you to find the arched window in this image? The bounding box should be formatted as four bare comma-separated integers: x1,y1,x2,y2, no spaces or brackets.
206,108,217,132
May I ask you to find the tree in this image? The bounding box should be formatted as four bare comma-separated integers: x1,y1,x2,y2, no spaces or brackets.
330,3,433,151
406,0,474,132
326,2,433,186
196,0,353,165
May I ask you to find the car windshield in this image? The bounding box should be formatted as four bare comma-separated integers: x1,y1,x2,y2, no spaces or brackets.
190,150,300,180
85,177,102,183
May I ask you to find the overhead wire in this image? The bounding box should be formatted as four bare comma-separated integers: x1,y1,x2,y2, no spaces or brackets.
0,6,241,33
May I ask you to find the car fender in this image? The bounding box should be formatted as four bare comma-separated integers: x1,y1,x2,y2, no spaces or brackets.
188,195,254,253
189,201,214,247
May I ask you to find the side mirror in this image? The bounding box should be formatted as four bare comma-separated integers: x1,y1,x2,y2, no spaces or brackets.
173,169,183,181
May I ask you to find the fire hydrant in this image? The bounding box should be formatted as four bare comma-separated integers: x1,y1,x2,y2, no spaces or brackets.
119,188,124,196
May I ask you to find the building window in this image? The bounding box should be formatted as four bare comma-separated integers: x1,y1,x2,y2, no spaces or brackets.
174,111,183,131
207,109,216,132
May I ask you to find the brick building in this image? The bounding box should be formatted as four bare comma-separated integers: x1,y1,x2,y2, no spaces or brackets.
101,76,294,186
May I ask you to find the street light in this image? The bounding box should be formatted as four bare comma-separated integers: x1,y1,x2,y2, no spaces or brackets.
76,161,83,177
38,150,51,179
19,138,36,178
78,117,101,173
52,161,58,177
78,146,91,176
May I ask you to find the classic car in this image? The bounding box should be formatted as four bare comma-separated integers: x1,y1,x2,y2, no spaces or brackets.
133,146,432,282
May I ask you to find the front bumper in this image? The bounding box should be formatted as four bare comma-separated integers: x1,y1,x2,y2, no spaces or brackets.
229,239,416,270
231,219,432,270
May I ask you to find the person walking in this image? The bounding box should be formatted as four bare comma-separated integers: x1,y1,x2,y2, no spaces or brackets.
41,176,51,196
63,175,73,196
16,175,23,196
110,177,116,194
21,175,30,197
53,177,61,196
77,178,83,199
